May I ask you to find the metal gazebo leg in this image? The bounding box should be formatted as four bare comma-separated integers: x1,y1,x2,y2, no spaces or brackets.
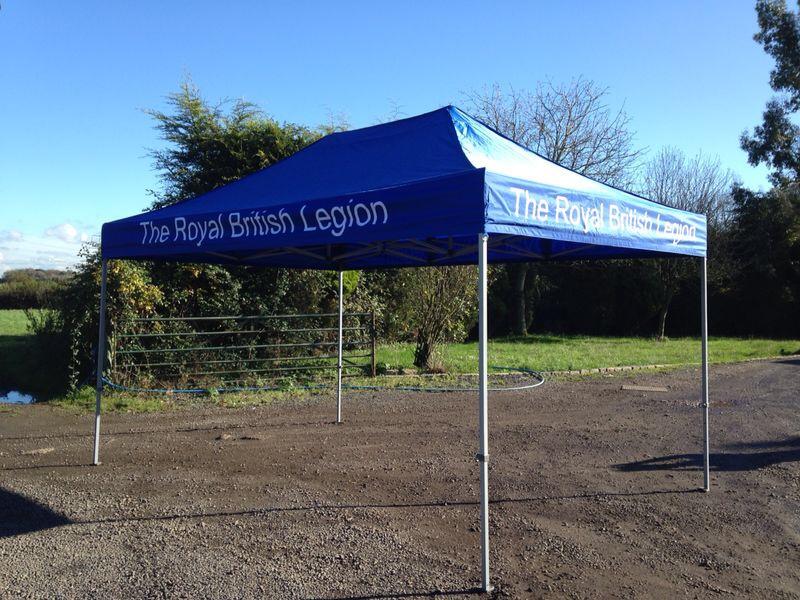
477,233,492,592
92,259,108,466
701,257,710,491
337,270,344,424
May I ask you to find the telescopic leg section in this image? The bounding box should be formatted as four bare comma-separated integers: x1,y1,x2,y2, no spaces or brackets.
92,259,108,466
477,234,492,592
336,270,344,424
700,257,710,491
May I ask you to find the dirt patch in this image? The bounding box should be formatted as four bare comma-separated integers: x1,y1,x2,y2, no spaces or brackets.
0,359,798,598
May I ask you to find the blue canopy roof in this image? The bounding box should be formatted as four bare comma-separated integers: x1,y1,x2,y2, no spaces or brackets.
102,106,707,269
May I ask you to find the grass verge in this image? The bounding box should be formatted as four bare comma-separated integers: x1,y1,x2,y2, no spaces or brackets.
50,385,323,414
2,308,798,414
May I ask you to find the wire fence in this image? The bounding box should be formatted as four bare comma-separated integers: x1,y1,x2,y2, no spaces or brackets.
108,312,376,390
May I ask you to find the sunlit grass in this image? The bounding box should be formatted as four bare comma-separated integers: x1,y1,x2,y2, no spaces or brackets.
0,309,29,336
376,335,800,373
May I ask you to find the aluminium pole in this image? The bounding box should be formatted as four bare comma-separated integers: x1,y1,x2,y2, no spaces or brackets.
336,270,344,424
701,257,710,491
477,233,492,592
92,259,108,466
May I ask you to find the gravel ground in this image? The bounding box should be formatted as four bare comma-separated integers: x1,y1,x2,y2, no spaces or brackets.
0,358,798,599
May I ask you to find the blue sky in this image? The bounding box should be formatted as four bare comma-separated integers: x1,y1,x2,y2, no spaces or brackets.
0,1,775,273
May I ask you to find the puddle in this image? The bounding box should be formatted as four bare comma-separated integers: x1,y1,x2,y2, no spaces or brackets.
0,390,35,404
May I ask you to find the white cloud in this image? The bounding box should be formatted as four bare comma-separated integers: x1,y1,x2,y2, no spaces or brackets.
44,222,81,244
0,222,98,274
0,229,23,242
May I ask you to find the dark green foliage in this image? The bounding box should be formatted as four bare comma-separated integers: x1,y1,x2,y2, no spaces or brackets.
33,245,164,391
39,83,373,392
514,260,664,337
726,0,800,337
3,269,70,282
753,0,800,107
742,0,800,185
0,269,70,309
722,186,800,336
741,99,800,187
147,81,320,209
141,81,349,325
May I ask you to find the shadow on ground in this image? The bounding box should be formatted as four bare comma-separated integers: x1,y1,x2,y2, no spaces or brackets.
774,357,800,366
0,487,73,538
615,436,800,473
70,488,695,527
0,487,698,537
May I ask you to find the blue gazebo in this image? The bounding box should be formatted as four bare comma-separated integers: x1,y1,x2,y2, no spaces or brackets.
97,106,710,592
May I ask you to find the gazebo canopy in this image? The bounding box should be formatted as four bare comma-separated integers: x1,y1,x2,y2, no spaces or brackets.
101,106,707,267
95,106,713,594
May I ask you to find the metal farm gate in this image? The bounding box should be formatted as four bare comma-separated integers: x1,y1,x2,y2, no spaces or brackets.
108,311,376,391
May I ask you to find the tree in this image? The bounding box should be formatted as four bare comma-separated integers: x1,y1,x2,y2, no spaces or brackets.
727,185,800,336
147,80,320,209
741,0,800,186
0,269,70,309
33,244,164,391
465,78,642,334
143,80,341,319
396,266,479,371
729,1,800,337
41,82,353,393
640,148,733,338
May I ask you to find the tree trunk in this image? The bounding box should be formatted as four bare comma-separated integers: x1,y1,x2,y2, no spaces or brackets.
414,338,439,371
508,263,528,335
657,305,669,340
413,339,430,369
657,291,673,340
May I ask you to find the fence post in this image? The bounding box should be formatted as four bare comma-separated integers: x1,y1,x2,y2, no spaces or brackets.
371,311,377,377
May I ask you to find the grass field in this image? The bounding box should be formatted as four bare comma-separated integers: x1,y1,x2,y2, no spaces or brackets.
376,335,800,373
0,309,29,336
0,309,44,398
2,308,799,410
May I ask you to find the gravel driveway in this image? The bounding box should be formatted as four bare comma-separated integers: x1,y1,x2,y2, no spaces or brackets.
1,359,798,599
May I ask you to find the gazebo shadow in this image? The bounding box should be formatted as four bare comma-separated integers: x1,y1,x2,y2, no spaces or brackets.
0,487,73,538
774,357,800,366
615,436,800,473
75,488,695,527
0,487,693,597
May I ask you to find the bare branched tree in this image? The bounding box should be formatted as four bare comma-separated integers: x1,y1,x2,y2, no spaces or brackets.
642,147,733,228
466,78,642,187
464,78,643,334
640,147,734,338
374,99,406,124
